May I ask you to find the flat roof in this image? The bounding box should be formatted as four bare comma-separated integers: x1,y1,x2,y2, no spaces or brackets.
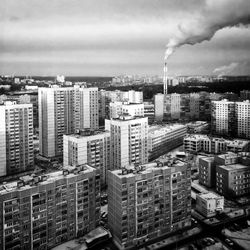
111,158,186,179
0,165,95,195
198,192,223,200
65,130,110,139
149,124,186,134
218,164,250,171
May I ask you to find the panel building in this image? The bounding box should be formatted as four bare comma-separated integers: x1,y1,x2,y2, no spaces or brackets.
108,159,191,249
39,86,99,158
0,101,33,176
63,130,110,185
105,116,148,170
211,99,250,139
0,165,100,250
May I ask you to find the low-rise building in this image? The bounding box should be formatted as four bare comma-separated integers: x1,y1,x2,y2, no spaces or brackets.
148,124,187,161
196,192,224,218
184,134,250,154
0,165,101,249
108,159,191,250
216,163,250,197
187,121,209,134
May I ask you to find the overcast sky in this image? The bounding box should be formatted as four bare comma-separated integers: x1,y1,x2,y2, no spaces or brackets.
0,0,250,76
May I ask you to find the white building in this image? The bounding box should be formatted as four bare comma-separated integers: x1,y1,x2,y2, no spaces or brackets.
196,192,224,218
109,102,144,119
63,130,110,184
211,99,235,136
154,93,164,121
39,86,99,158
123,90,143,103
0,101,33,176
184,134,249,154
105,116,148,170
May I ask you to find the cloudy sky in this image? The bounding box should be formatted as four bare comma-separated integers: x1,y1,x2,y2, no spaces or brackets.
0,0,250,76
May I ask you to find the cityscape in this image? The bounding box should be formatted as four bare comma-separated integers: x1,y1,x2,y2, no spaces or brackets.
0,1,250,250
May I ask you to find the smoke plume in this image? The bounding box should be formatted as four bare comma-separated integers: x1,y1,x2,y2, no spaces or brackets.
165,0,250,60
213,62,239,76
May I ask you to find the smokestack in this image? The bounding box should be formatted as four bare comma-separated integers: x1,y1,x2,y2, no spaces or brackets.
163,61,168,94
164,0,250,60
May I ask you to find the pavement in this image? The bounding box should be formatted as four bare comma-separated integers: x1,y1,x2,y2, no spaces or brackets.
222,227,250,250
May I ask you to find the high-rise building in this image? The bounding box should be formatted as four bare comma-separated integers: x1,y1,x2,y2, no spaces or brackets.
0,165,100,249
108,160,191,249
211,99,236,136
105,116,148,170
39,86,99,158
154,94,164,122
212,99,250,139
63,130,110,185
39,86,75,158
79,87,99,131
0,101,33,176
236,100,250,139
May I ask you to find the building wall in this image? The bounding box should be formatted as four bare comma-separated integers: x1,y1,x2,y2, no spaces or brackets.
107,117,148,170
0,102,34,176
63,132,110,185
108,162,191,250
148,125,187,161
154,94,164,122
0,107,6,176
0,166,100,250
199,157,216,188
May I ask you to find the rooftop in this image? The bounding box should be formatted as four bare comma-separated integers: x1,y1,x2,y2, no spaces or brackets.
216,152,238,159
149,124,186,135
0,164,95,195
198,192,223,200
111,157,187,178
65,130,110,139
218,164,250,171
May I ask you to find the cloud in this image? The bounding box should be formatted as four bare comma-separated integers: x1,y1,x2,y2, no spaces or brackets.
213,61,250,76
165,0,250,59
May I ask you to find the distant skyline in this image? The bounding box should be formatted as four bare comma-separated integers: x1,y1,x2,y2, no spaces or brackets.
1,0,250,76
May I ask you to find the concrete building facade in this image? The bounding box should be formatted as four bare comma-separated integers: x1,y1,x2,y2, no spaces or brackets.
105,116,148,170
108,160,191,249
0,165,101,250
148,124,187,161
0,101,34,176
63,130,110,185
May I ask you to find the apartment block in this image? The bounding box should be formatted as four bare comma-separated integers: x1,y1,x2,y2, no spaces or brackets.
148,124,187,161
39,86,99,158
63,130,110,185
0,101,34,176
0,165,100,250
236,100,250,139
216,163,250,197
105,116,148,170
108,160,191,249
211,99,236,136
